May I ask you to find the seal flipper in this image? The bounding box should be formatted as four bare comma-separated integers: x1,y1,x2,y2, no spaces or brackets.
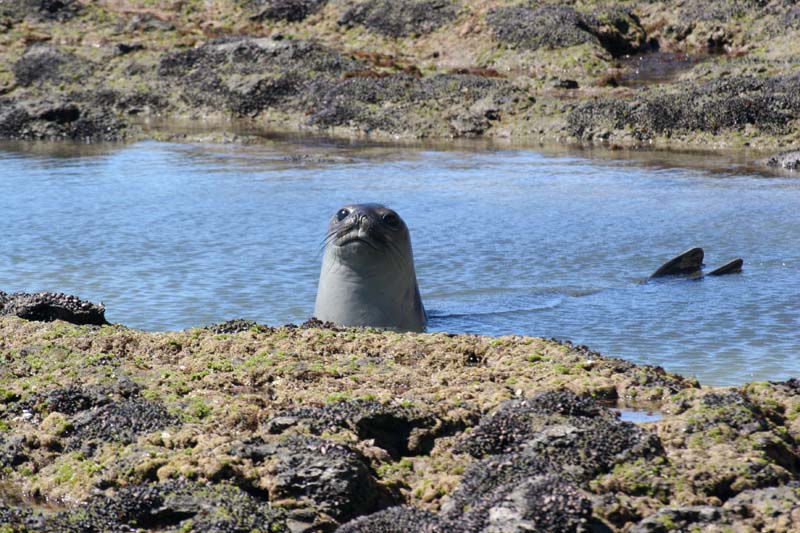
650,247,704,278
706,258,743,276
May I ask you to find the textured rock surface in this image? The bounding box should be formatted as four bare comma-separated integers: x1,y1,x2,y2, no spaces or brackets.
0,291,108,325
0,314,797,530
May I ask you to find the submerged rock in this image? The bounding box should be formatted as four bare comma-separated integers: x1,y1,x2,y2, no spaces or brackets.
0,291,108,325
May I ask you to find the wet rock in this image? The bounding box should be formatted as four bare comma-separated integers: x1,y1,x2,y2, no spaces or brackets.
158,37,362,116
36,479,289,532
649,247,704,278
455,390,663,479
230,434,395,521
249,0,329,22
568,75,800,141
487,5,647,57
631,505,728,532
765,149,800,171
337,506,449,532
12,45,95,87
338,0,459,38
0,291,108,325
268,400,441,458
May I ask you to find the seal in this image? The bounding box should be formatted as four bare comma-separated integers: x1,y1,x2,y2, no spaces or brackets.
314,203,427,332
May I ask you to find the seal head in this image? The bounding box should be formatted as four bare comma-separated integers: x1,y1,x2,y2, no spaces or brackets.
314,203,426,332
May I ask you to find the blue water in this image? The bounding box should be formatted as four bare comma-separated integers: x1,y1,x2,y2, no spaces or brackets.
1,138,798,386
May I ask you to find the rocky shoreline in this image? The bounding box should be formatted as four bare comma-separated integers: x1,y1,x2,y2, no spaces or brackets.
0,304,799,531
0,0,799,164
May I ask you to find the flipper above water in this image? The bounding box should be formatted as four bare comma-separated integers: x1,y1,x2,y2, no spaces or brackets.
650,247,704,278
706,258,743,276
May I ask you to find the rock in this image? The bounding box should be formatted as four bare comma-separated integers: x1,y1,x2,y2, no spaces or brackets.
486,5,647,57
230,435,396,521
309,73,519,137
158,37,362,116
268,399,441,459
455,390,664,478
0,434,27,468
203,319,264,334
568,76,800,141
0,291,108,325
0,0,81,24
649,247,704,278
337,506,449,532
443,456,593,532
338,0,459,38
765,150,800,171
706,258,743,276
249,0,329,23
12,45,95,87
35,480,289,532
631,505,728,532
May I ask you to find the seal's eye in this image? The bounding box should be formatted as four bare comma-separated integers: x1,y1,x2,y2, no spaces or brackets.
335,208,350,222
382,212,401,228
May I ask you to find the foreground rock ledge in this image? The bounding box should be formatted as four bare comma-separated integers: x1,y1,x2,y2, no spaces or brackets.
0,317,798,532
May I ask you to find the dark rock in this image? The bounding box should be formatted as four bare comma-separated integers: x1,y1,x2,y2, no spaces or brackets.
249,0,329,22
568,75,800,141
114,43,145,56
684,391,772,435
158,37,362,116
65,396,179,453
455,391,663,478
12,45,95,87
268,400,441,458
442,454,593,532
0,0,81,23
649,247,704,278
677,0,771,23
487,6,597,51
338,0,458,38
706,258,743,276
487,5,647,57
554,79,580,89
631,505,728,532
765,149,800,171
337,506,448,532
37,480,289,532
309,73,518,137
203,319,263,334
0,291,108,325
230,435,396,521
0,434,28,468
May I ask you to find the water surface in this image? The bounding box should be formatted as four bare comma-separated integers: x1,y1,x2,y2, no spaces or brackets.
1,138,798,386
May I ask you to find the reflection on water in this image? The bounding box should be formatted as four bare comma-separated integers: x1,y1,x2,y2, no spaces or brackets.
0,138,798,387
